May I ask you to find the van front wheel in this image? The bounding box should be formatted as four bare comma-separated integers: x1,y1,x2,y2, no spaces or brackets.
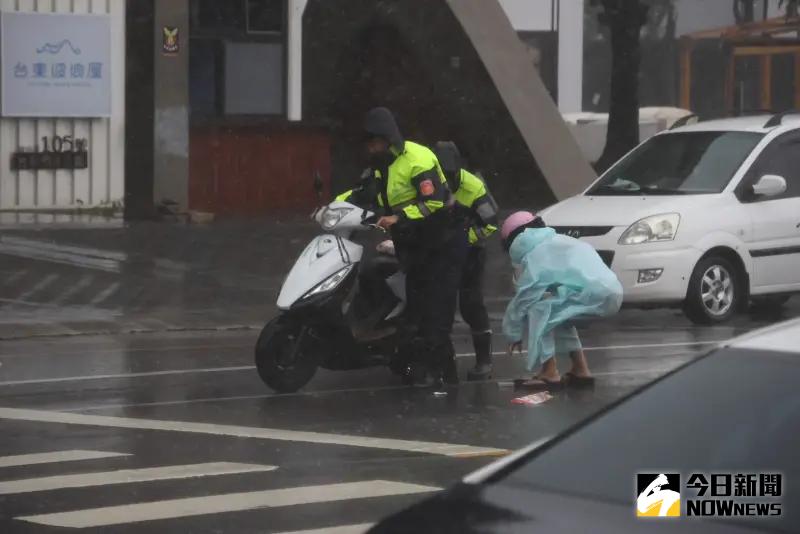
684,256,741,325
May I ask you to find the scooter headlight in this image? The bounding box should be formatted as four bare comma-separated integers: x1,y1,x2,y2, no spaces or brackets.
303,265,354,299
320,207,354,230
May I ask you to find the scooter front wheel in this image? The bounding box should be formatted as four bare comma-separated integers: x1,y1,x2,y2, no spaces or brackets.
255,316,319,393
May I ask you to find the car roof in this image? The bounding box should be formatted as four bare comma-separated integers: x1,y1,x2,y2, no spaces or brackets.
725,317,800,353
668,114,800,134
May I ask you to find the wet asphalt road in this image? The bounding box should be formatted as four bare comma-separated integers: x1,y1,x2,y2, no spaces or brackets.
1,301,798,533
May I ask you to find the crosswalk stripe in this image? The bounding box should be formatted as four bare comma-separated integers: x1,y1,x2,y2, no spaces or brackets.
16,274,59,302
276,524,374,534
2,270,27,287
0,462,276,495
0,407,509,458
0,450,130,469
52,275,94,304
17,480,439,528
90,281,120,305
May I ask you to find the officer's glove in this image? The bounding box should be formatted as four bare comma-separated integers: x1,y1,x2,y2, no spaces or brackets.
376,240,396,256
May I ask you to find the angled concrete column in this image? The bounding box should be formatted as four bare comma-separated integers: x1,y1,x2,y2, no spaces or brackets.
446,0,596,200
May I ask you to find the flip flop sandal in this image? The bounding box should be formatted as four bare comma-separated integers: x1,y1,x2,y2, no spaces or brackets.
562,372,596,389
514,377,564,391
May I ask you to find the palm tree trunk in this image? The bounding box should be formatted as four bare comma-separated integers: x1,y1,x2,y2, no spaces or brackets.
596,2,647,172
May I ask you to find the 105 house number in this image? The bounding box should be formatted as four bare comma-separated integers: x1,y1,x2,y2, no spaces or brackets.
11,135,90,171
40,135,88,153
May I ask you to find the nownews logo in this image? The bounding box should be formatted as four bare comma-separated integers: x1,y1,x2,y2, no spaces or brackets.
637,474,681,517
685,473,782,517
637,472,783,519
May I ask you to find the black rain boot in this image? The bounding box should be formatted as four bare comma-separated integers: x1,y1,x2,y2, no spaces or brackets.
407,363,436,388
442,346,460,386
466,332,493,381
404,339,436,387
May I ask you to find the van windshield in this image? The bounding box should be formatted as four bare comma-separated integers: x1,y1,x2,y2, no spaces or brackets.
588,131,765,196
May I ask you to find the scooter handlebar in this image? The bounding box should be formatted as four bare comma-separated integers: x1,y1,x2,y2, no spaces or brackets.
365,223,386,233
361,213,380,225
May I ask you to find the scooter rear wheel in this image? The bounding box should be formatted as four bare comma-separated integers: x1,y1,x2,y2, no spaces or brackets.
255,317,319,393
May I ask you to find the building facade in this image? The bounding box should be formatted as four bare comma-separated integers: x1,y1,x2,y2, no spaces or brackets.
2,0,594,217
0,0,125,212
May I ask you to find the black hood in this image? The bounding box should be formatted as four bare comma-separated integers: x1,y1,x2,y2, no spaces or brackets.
363,107,405,152
434,141,462,190
434,141,462,174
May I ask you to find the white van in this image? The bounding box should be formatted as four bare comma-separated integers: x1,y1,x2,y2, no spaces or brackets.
541,112,800,324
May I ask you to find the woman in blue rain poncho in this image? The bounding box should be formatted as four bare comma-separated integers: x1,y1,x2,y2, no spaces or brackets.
501,211,623,391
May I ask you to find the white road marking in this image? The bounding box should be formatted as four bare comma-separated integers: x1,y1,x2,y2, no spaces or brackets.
17,480,440,528
593,367,682,377
61,394,307,412
16,274,59,302
580,340,722,352
9,356,701,415
89,281,120,305
2,270,27,286
52,275,94,305
0,366,255,387
0,297,58,308
461,339,721,358
63,394,309,412
0,450,130,469
0,240,120,273
0,343,251,359
0,462,276,495
277,524,374,534
58,352,699,413
0,339,722,388
463,435,554,484
0,237,186,280
0,407,508,458
0,236,127,262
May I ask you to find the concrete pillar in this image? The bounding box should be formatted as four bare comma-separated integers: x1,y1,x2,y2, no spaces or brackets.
125,0,156,219
288,0,309,121
153,0,189,210
557,0,583,113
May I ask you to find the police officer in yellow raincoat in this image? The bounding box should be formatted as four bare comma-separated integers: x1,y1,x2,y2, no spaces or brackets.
435,141,499,381
337,108,467,386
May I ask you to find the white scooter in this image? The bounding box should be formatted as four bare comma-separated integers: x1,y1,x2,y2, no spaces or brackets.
254,197,410,393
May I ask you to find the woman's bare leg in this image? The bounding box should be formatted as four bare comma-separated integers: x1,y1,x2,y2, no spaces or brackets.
537,356,561,382
568,349,591,378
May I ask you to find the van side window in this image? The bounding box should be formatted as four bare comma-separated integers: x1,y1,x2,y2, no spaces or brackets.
741,133,800,201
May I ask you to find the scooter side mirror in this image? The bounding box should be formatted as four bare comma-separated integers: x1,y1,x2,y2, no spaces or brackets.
313,171,324,200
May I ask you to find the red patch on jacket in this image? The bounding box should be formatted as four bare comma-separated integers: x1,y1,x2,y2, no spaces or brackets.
419,180,435,196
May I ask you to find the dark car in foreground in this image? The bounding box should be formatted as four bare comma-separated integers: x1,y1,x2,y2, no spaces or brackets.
370,319,800,533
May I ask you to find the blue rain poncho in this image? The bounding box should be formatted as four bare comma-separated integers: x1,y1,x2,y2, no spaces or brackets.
503,228,623,371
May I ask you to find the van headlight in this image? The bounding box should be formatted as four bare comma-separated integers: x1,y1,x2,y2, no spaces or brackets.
303,265,354,299
320,207,354,230
619,213,680,245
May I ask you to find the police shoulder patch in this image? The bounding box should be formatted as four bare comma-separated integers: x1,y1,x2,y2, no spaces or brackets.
419,180,435,196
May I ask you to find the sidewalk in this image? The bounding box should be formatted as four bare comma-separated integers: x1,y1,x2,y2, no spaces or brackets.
0,217,514,340
0,217,316,339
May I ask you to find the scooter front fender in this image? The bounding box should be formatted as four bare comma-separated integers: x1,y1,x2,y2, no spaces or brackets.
277,235,363,310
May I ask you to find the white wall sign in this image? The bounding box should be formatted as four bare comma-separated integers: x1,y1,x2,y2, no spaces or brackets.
1,11,111,117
